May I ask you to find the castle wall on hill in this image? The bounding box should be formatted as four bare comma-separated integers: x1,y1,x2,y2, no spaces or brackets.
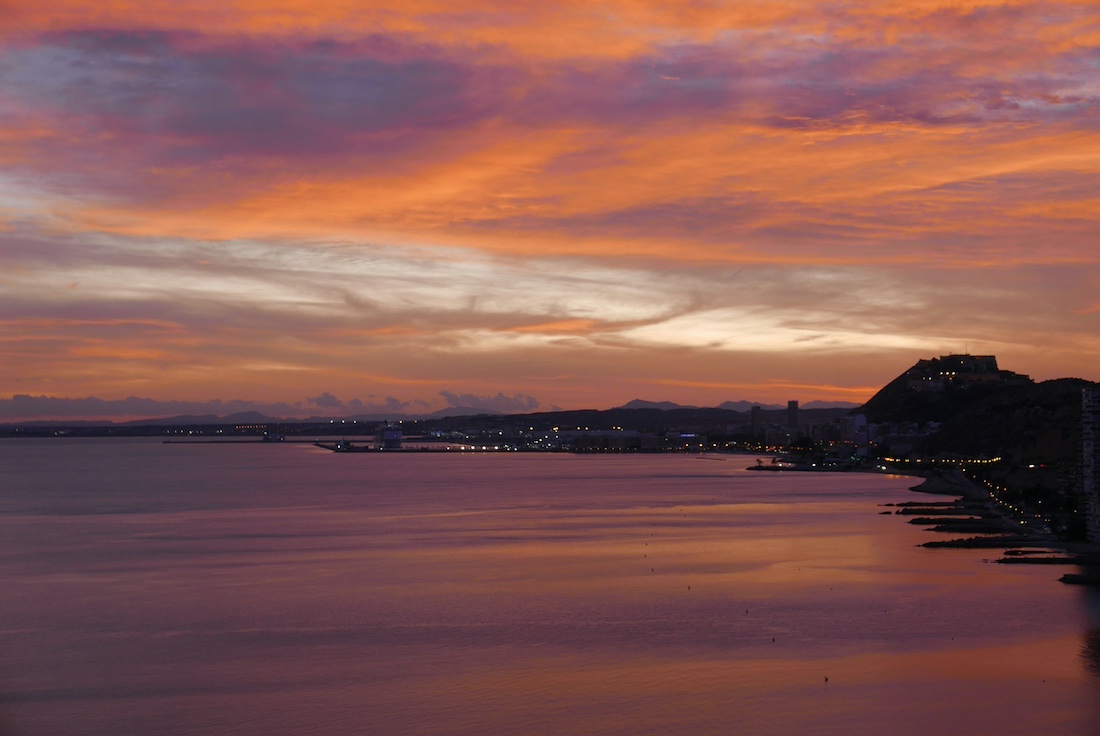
906,354,1031,392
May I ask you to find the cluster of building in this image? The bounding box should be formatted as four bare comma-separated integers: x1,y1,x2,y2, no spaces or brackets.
743,402,941,459
428,426,705,453
419,399,943,460
1083,387,1100,542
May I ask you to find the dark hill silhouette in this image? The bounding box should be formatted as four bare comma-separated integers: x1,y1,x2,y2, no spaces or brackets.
855,355,1096,466
918,378,1095,464
858,355,1032,424
618,400,698,410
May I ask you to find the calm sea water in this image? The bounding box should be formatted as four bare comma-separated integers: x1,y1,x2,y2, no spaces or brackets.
1,438,1098,735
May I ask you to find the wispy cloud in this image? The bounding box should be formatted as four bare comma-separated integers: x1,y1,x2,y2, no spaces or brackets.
1,0,1098,417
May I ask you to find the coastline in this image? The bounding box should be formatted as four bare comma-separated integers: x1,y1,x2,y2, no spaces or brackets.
901,467,1100,583
906,467,1055,543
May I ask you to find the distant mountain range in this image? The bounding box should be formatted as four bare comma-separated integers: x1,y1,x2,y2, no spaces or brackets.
117,405,502,426
618,399,860,411
2,399,858,428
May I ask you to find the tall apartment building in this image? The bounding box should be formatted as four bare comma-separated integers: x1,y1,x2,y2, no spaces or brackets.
1083,387,1100,542
787,400,799,432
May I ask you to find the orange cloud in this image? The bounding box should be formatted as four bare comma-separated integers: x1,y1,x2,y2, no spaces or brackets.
69,345,172,361
62,117,1099,269
502,319,600,335
2,0,1099,415
654,378,882,399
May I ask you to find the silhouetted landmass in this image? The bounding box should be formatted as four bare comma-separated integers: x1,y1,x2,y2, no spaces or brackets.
855,356,1094,466
619,399,700,410
716,400,782,411
917,378,1094,464
622,399,858,412
859,356,1031,424
418,406,849,434
124,411,283,426
855,358,1098,542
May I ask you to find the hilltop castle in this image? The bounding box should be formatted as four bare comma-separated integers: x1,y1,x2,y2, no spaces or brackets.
905,354,1031,392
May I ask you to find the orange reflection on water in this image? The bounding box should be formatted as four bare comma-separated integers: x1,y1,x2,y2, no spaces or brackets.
4,448,1098,736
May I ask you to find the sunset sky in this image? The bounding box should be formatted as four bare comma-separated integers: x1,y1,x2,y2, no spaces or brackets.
2,1,1098,420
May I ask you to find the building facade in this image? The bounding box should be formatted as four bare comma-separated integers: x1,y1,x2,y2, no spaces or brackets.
1083,388,1100,542
750,405,763,438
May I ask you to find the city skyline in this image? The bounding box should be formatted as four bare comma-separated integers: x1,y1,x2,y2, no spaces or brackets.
3,1,1099,420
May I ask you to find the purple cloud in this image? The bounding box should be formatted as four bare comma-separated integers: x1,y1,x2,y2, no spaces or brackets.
307,391,345,409
524,37,1095,131
7,12,1094,167
2,8,1095,215
3,29,509,171
345,396,424,415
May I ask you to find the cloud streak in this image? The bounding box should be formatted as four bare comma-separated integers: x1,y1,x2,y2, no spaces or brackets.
1,0,1098,418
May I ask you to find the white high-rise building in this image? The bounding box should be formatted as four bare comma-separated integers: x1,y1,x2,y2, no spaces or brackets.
1083,388,1100,542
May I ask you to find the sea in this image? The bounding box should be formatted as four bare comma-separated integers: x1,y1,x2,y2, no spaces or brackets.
1,438,1098,735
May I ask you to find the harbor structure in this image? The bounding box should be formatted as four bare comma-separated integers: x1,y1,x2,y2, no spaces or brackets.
375,422,403,450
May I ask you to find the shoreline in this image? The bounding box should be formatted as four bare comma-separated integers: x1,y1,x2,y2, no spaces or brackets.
905,467,1055,544
900,467,1100,583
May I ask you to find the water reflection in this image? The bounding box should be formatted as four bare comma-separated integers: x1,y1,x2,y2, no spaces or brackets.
1,443,1098,736
1079,589,1100,676
1082,630,1100,676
